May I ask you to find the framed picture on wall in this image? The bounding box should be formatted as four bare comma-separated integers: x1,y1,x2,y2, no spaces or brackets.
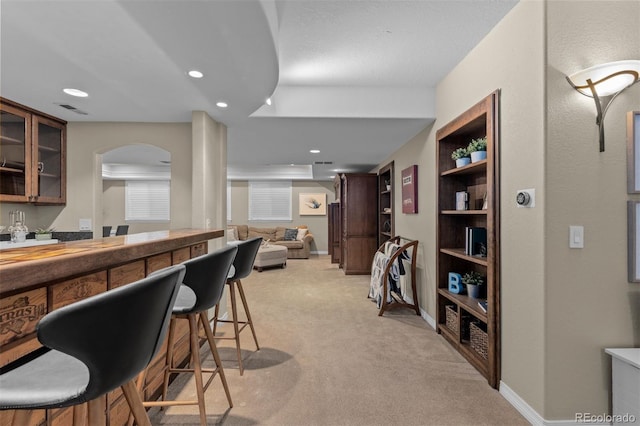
628,201,640,283
401,165,418,214
627,111,640,193
299,193,327,215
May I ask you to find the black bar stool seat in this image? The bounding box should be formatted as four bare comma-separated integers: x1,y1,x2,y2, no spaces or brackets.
213,237,262,375
0,265,185,426
135,245,238,426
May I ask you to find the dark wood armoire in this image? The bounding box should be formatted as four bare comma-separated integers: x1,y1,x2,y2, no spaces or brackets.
334,173,378,274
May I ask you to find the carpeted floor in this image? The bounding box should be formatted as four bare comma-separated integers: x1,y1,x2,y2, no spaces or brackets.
149,255,528,426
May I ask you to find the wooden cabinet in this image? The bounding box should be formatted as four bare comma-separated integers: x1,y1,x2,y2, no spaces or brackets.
378,161,394,246
0,97,66,204
328,202,341,264
337,173,378,274
435,91,500,388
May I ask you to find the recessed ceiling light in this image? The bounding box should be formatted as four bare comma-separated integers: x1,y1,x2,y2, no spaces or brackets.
188,70,204,78
63,88,88,98
310,149,320,154
266,97,272,106
216,101,228,108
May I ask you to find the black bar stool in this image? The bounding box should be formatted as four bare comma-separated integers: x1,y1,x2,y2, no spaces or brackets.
115,225,129,235
213,237,262,375
0,265,185,426
102,225,112,237
136,245,238,425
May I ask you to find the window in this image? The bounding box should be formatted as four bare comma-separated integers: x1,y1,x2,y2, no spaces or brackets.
248,180,292,221
125,180,170,222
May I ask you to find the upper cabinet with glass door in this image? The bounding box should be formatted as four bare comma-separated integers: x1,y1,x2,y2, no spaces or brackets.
0,98,66,204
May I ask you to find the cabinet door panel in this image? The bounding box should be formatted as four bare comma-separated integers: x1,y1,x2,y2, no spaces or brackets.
0,104,30,201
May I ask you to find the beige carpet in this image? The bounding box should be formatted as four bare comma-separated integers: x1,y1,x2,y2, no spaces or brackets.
149,255,528,426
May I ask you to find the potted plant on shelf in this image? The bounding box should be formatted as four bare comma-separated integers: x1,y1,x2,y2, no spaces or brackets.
451,147,470,168
467,137,487,163
462,271,484,298
34,227,54,241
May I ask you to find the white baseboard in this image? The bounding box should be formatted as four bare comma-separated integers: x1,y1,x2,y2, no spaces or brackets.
499,381,612,426
402,295,436,329
311,250,328,255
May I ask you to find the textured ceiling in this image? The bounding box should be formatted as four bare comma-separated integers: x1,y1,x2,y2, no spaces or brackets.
1,0,518,180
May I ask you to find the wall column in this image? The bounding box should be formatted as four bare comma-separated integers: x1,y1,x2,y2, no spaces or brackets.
191,111,227,251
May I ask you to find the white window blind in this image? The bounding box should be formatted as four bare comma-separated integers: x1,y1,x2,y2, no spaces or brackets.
125,180,170,222
248,180,292,221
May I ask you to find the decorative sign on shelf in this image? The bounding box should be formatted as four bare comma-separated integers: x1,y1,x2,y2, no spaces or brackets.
401,165,418,214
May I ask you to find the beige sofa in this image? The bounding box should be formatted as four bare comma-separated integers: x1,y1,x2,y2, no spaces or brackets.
228,225,314,259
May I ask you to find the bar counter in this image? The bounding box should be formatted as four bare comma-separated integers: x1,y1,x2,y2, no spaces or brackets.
0,228,223,426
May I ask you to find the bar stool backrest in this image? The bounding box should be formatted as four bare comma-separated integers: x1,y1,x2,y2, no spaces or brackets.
229,237,262,281
181,245,238,313
36,265,185,403
102,226,112,237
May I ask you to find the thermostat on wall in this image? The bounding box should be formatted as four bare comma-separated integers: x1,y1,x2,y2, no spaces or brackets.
516,188,535,208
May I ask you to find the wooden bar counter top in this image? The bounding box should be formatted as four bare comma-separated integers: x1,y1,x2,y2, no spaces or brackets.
0,228,223,426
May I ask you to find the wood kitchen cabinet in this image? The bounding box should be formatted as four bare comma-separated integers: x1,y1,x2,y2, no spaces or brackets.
0,97,66,204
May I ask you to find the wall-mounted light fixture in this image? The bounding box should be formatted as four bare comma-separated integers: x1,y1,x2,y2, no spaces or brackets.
566,60,640,152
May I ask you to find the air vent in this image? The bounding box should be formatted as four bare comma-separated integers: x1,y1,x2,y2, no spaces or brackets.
314,161,333,165
57,104,88,115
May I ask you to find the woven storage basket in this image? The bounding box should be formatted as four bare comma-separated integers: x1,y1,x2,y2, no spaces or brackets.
470,322,488,360
445,305,458,333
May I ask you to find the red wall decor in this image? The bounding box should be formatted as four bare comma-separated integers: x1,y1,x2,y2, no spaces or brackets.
401,165,418,214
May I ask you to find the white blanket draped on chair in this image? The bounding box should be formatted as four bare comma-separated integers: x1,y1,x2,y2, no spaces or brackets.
368,242,411,308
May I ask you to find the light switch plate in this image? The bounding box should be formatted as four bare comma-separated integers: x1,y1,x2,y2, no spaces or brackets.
79,218,92,231
569,225,584,249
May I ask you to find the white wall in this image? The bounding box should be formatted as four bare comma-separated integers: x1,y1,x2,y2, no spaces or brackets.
229,180,334,253
378,0,640,421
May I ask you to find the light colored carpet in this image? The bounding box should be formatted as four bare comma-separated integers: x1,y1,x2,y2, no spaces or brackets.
149,255,528,426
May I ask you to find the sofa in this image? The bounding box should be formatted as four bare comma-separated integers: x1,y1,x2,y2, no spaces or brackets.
227,225,314,259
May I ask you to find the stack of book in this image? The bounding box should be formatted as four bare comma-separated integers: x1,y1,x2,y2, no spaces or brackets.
465,226,487,256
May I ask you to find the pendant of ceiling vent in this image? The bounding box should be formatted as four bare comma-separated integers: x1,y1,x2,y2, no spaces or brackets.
57,104,88,115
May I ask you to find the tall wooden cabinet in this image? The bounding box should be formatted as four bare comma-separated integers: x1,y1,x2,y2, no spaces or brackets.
328,202,341,264
0,97,66,204
435,91,500,388
335,173,378,274
377,161,394,246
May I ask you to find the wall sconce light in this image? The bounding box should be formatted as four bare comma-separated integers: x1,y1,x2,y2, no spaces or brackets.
566,60,640,152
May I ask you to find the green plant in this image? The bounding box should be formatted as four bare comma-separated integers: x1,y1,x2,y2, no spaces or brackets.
451,147,469,160
467,137,487,153
35,227,55,234
462,271,484,286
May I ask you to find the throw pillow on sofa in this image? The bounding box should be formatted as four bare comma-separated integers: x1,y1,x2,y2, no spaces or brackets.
296,228,308,241
284,228,298,241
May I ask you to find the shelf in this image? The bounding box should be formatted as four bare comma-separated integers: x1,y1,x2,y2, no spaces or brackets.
441,210,487,215
38,145,60,153
38,173,59,179
380,190,391,195
438,289,488,322
380,211,391,215
0,135,24,145
380,231,392,237
436,92,499,388
0,166,24,174
440,248,488,266
441,160,486,177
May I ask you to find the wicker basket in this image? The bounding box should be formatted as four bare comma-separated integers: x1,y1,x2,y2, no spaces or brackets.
445,305,458,333
470,322,488,360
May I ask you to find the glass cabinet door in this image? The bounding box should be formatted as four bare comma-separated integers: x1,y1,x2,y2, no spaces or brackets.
0,105,30,201
33,116,65,203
